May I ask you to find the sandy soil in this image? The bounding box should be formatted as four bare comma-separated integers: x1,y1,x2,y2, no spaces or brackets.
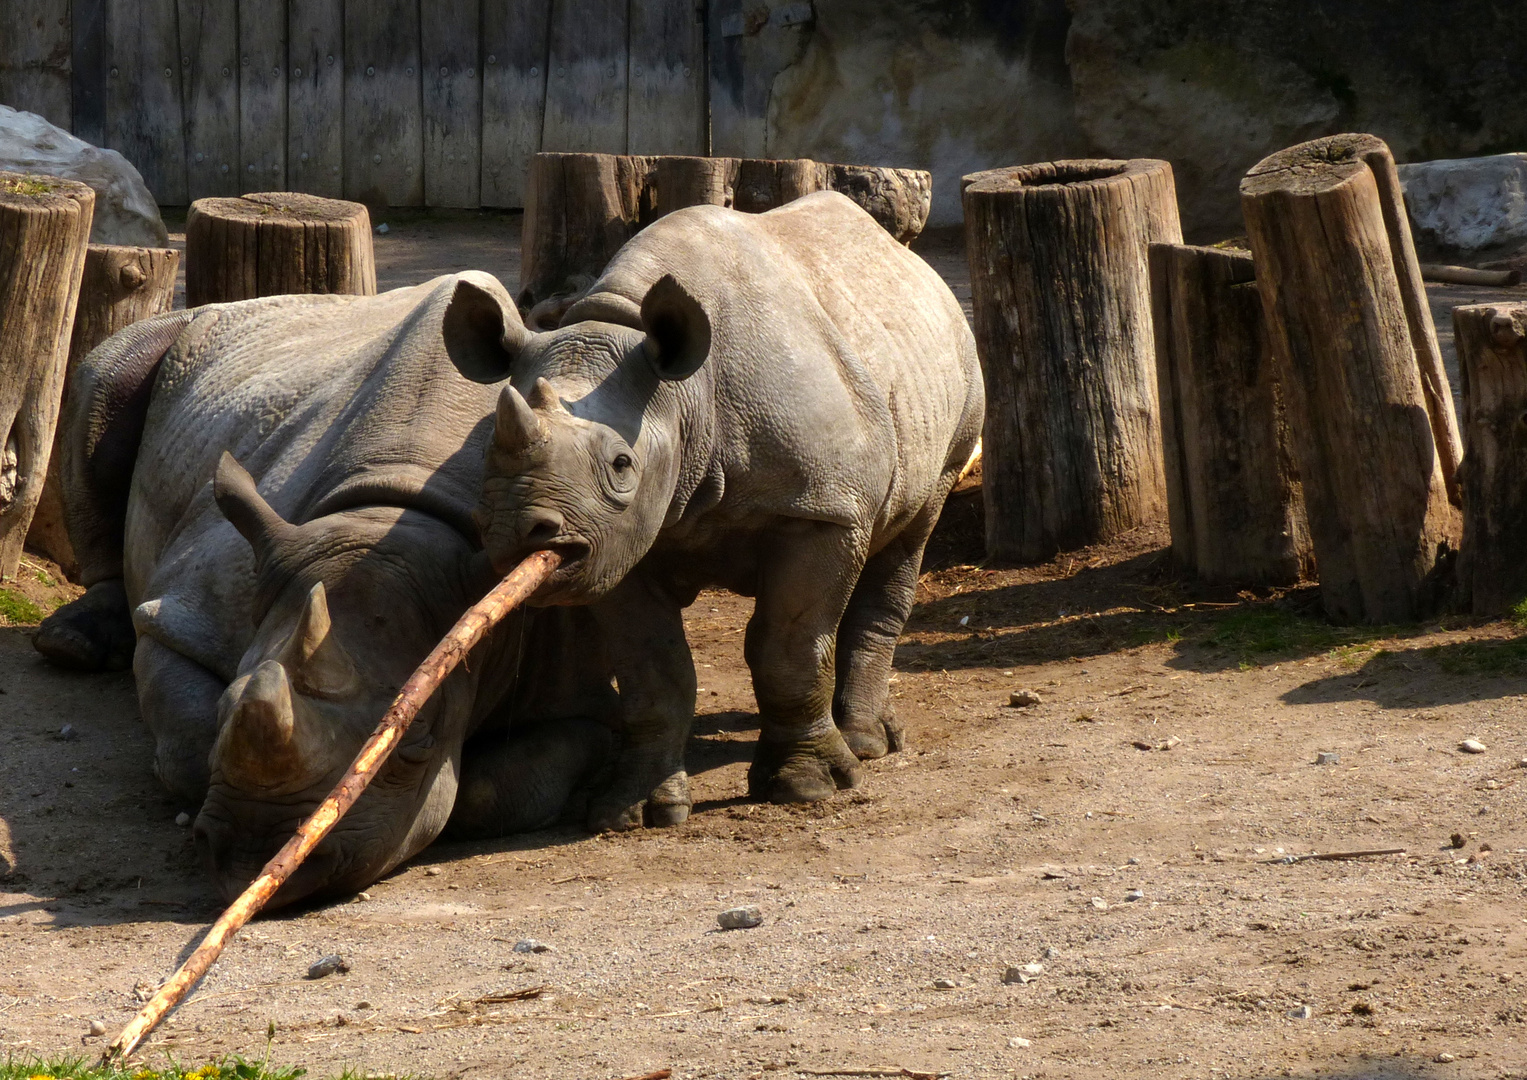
3,220,1527,1080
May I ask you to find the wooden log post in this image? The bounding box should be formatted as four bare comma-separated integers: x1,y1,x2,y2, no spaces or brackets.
1454,303,1527,615
185,192,376,307
25,244,180,577
1149,243,1313,586
654,155,739,215
1241,134,1461,624
820,163,933,245
518,152,654,322
733,158,822,213
0,172,94,581
962,159,1182,564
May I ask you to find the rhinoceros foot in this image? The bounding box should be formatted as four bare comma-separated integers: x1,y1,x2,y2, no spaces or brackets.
840,703,905,761
34,579,135,671
748,728,862,804
586,770,691,833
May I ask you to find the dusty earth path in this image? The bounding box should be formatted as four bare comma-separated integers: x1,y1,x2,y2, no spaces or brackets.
2,216,1526,1080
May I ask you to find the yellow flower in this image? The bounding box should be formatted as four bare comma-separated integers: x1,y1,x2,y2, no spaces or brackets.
28,1073,55,1080
134,1072,156,1080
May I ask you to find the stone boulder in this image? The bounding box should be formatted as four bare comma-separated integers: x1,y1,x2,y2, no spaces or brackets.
1397,154,1527,252
0,105,167,247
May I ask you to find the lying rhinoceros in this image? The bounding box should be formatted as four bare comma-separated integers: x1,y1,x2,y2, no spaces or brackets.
446,191,984,832
36,274,617,905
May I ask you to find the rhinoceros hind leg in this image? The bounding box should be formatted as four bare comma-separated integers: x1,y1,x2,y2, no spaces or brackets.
832,501,942,759
448,718,615,839
34,579,135,671
134,636,225,804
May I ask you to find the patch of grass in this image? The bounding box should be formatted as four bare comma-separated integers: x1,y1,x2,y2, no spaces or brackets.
1198,608,1395,658
0,1057,306,1080
0,176,54,196
34,566,57,587
0,587,46,625
1510,595,1527,631
1430,638,1527,677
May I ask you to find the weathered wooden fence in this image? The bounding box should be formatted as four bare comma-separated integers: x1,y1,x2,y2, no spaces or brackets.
1,0,710,208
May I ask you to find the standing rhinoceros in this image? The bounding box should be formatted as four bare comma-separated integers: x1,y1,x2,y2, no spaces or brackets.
446,191,984,832
35,274,617,906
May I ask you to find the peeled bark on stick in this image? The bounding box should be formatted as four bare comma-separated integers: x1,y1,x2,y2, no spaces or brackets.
1241,134,1460,624
0,171,93,581
1454,303,1527,615
103,541,563,1064
26,244,179,577
962,159,1182,564
185,192,376,307
1149,243,1313,586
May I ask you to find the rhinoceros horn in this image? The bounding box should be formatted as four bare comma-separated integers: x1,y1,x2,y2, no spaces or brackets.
276,582,360,700
493,384,547,457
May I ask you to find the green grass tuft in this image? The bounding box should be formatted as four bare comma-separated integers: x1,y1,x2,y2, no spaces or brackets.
1511,595,1527,631
0,1057,306,1080
0,588,46,625
1198,608,1395,658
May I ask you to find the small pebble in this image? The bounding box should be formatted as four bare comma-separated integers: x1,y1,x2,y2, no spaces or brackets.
57,723,77,741
1008,689,1041,708
1315,751,1340,766
355,1000,372,1009
1090,896,1108,911
1459,739,1487,754
932,978,957,990
1517,757,1527,769
375,222,390,234
1434,1052,1455,1063
1043,946,1060,960
1008,1036,1032,1049
717,905,763,931
1125,889,1144,902
356,891,371,901
1287,1004,1313,1019
87,1019,106,1036
1450,832,1467,849
958,615,969,626
1001,967,1028,985
307,954,350,979
174,811,191,827
514,938,553,953
334,1013,349,1027
424,867,442,876
1021,962,1044,976
1126,856,1140,865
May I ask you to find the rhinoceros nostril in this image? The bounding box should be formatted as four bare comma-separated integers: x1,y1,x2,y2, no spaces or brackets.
520,509,564,549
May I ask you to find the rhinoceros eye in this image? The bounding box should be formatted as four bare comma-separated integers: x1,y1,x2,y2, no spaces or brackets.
612,453,633,472
397,731,435,764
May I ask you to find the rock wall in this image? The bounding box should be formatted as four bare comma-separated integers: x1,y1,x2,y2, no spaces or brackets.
741,0,1527,236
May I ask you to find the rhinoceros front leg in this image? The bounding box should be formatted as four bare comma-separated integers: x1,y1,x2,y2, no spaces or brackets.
585,571,696,832
746,521,865,803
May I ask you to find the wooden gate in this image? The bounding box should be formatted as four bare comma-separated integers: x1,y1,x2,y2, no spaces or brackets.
0,0,708,208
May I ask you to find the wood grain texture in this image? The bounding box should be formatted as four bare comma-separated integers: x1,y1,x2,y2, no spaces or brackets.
963,159,1181,564
103,0,187,203
344,0,424,206
0,0,73,129
287,0,345,198
627,0,704,156
0,173,93,580
1149,243,1311,587
541,0,628,154
421,0,482,208
480,0,551,208
1454,304,1527,615
178,0,241,199
1241,133,1459,624
654,155,737,214
185,192,375,305
27,243,179,575
239,1,288,193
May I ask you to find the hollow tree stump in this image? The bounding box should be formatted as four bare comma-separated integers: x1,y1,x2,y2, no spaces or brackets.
519,152,655,320
1241,134,1460,624
962,159,1182,564
1149,243,1313,586
185,192,376,307
25,244,179,577
0,172,93,581
1454,303,1527,615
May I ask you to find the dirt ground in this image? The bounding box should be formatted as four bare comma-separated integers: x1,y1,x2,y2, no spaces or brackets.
3,216,1527,1080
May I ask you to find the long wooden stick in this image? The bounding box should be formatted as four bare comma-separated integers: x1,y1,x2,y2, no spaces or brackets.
103,549,562,1062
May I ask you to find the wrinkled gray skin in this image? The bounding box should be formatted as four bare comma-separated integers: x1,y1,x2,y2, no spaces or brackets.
34,275,617,907
450,193,984,831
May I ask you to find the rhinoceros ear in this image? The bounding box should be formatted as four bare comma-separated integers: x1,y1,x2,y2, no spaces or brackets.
640,274,711,381
214,452,298,564
443,274,536,383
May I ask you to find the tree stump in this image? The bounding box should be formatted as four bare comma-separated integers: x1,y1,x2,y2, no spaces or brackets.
733,158,823,214
185,192,376,307
1149,243,1312,586
1241,134,1460,624
654,155,739,215
0,171,94,581
821,163,932,245
962,159,1182,564
25,244,179,577
1454,303,1527,615
518,152,655,321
